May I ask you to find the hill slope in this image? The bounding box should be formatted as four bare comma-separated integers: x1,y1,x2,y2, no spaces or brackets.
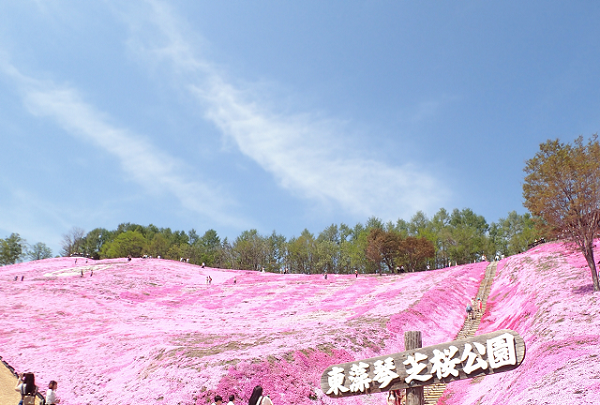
441,242,600,404
0,258,485,405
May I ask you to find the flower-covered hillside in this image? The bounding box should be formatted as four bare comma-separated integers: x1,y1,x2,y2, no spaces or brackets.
441,241,600,405
0,258,485,405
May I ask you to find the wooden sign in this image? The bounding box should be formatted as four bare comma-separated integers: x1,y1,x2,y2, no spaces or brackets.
321,329,525,398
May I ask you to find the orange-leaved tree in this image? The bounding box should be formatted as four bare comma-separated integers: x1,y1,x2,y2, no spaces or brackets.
523,135,600,291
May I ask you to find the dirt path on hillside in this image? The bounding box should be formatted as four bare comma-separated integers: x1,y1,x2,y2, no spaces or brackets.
0,361,42,405
0,361,21,405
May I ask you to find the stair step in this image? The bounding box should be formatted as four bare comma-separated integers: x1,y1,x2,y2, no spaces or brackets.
423,262,498,405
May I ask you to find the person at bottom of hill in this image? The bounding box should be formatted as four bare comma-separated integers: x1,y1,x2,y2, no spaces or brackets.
211,395,223,405
466,301,474,320
248,385,273,405
477,297,482,313
387,389,405,405
46,380,60,404
227,394,235,405
15,372,38,405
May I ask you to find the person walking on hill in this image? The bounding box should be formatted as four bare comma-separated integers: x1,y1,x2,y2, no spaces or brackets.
46,380,60,404
466,301,474,320
248,385,274,405
15,372,37,405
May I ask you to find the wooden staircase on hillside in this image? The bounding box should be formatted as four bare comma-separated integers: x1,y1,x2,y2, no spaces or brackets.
423,261,498,405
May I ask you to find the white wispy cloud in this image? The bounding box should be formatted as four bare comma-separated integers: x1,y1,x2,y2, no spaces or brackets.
124,0,451,219
0,58,244,227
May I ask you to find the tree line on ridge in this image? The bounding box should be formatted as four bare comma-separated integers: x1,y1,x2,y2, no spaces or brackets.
0,208,536,274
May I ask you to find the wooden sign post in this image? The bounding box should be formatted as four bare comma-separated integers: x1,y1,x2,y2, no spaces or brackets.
404,331,423,405
320,329,526,399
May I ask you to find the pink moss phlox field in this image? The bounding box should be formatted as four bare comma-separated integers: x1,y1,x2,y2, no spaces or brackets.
441,241,600,405
1,257,485,404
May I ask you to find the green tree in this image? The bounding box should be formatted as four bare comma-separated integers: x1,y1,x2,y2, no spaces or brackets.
492,211,538,257
264,231,286,272
287,229,317,274
217,237,235,269
0,233,27,265
149,233,170,258
444,208,489,264
430,208,451,268
80,228,110,259
102,231,148,258
337,223,354,273
199,229,221,266
523,135,600,291
232,229,266,270
27,242,53,261
315,225,341,273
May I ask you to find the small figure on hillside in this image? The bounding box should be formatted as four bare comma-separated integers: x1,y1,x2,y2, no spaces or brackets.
426,264,430,270
75,258,78,265
400,265,405,273
46,380,60,405
466,301,474,320
208,276,212,284
14,276,18,281
15,372,38,405
355,269,358,278
91,269,94,277
211,395,223,405
86,259,88,264
233,277,237,284
227,394,236,405
21,275,24,281
127,255,132,262
201,262,205,268
81,270,84,277
261,267,265,273
324,270,328,280
248,385,274,405
477,297,482,313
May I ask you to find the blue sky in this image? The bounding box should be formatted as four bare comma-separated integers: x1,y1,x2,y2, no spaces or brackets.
1,1,599,254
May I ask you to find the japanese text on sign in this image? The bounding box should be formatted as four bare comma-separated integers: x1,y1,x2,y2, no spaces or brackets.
322,330,524,397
